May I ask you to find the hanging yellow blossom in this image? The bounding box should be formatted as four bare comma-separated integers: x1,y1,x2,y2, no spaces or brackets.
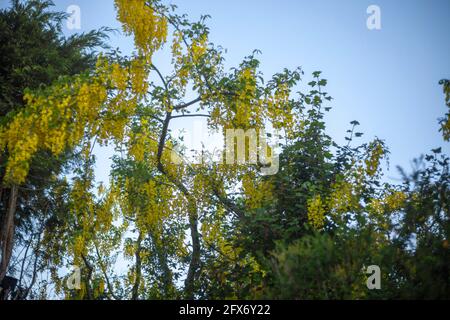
365,140,384,177
307,195,326,229
115,0,168,55
327,179,359,214
242,173,273,210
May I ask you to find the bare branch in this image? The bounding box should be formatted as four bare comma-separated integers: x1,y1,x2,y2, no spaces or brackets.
170,113,210,120
173,97,202,111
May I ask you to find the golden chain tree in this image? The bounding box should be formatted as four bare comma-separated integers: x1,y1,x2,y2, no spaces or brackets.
0,0,418,299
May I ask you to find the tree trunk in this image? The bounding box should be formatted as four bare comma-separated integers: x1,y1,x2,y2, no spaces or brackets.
155,109,201,298
184,204,200,299
131,233,143,300
150,232,174,297
0,153,3,207
0,184,18,285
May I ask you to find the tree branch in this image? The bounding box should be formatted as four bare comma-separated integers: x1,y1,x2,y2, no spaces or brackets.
170,113,210,120
173,97,202,111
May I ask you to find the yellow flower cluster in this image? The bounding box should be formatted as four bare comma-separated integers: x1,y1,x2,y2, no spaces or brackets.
385,191,407,211
369,190,407,215
96,183,118,231
307,195,325,229
0,77,107,184
0,113,39,183
192,172,214,206
242,173,273,210
266,83,294,134
111,62,128,91
201,209,226,249
171,31,210,94
142,179,172,229
0,54,151,185
171,31,188,90
365,140,384,177
208,67,297,138
119,173,182,238
130,57,149,97
327,180,359,214
128,119,158,163
234,68,262,128
161,140,183,179
191,35,208,62
369,198,384,215
73,234,87,262
115,0,168,55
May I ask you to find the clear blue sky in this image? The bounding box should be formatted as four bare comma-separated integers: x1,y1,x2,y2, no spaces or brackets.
3,0,450,181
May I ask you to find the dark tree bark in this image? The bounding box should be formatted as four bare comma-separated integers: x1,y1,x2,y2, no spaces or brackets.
131,233,143,300
184,207,200,299
0,184,18,286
